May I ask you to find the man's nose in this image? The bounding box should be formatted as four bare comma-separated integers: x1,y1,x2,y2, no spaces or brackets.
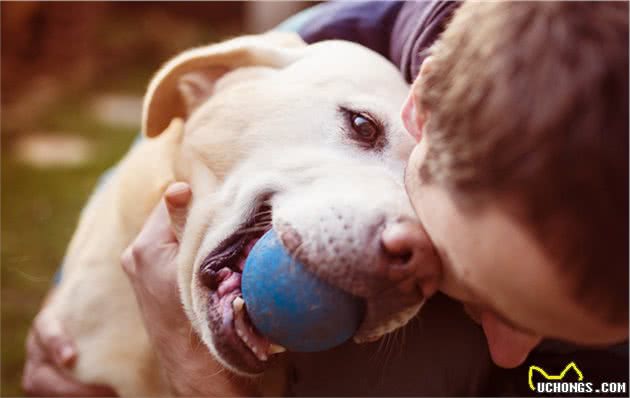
380,219,441,299
481,311,542,368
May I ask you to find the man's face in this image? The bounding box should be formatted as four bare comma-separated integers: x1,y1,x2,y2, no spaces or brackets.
400,88,628,368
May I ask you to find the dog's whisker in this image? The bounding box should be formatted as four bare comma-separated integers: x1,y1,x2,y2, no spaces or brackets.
393,328,404,359
289,245,303,260
253,212,273,220
389,329,404,362
375,334,387,358
368,333,386,364
288,238,310,259
384,332,396,370
233,226,271,235
290,244,304,265
188,324,204,352
376,333,394,385
382,333,390,358
404,325,409,349
207,367,227,379
287,242,309,276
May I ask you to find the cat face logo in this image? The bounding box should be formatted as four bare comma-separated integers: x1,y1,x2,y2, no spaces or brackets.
528,362,584,391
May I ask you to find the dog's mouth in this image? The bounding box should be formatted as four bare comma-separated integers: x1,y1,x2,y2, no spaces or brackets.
197,201,283,374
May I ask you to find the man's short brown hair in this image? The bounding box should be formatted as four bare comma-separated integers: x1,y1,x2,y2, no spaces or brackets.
416,1,628,325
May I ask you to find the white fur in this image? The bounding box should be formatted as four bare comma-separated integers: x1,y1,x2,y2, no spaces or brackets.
47,32,420,395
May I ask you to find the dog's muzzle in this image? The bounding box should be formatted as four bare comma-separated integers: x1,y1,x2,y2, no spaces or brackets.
275,206,440,343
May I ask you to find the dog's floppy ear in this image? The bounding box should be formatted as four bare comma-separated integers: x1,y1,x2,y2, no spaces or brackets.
142,31,305,137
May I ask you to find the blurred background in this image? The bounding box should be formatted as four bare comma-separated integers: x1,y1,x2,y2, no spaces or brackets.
1,2,316,395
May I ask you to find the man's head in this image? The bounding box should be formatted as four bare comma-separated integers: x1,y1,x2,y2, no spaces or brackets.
401,1,628,367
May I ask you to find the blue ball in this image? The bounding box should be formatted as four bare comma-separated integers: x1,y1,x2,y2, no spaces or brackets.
241,229,363,352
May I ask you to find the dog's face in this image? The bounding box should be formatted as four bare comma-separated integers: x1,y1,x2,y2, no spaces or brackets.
143,33,432,375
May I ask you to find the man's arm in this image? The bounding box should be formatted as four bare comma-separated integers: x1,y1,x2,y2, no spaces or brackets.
297,1,459,83
297,1,404,61
23,293,117,397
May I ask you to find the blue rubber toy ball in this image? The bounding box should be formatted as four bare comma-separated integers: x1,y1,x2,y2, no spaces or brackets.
241,229,363,352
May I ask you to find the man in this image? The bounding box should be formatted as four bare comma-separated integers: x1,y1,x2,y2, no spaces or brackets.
24,1,628,395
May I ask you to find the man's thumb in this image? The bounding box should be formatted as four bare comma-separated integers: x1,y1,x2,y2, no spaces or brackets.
164,182,191,242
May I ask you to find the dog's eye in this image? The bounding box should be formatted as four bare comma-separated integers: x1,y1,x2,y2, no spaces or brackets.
339,107,385,150
350,112,380,143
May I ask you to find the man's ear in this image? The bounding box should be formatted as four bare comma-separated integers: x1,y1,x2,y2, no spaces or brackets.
403,55,434,140
419,55,434,78
142,32,305,138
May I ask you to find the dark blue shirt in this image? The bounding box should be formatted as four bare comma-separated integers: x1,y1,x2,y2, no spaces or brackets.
298,0,459,83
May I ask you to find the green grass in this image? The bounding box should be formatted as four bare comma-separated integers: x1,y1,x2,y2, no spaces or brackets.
0,7,235,392
1,94,139,396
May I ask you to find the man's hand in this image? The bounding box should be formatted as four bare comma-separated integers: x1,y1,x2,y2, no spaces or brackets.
22,300,117,396
22,182,252,397
121,182,256,396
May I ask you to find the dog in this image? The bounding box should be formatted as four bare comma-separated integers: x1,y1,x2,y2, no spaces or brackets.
43,32,491,396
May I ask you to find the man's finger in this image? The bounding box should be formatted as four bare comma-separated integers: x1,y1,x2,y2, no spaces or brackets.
125,182,190,265
121,246,136,276
164,182,191,242
32,311,76,368
26,330,47,364
22,361,117,397
131,200,173,261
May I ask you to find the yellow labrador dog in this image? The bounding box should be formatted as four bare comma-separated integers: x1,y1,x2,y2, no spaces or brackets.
44,32,486,396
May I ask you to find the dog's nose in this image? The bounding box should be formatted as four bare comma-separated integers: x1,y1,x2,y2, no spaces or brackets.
381,219,441,299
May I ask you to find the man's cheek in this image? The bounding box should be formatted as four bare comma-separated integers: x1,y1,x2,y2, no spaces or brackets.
404,162,421,214
405,142,428,192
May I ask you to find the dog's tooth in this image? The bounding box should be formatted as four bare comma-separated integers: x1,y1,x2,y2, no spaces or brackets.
251,346,268,361
268,343,286,354
232,296,245,312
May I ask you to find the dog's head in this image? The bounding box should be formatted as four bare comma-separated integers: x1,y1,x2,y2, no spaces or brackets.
143,32,438,375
